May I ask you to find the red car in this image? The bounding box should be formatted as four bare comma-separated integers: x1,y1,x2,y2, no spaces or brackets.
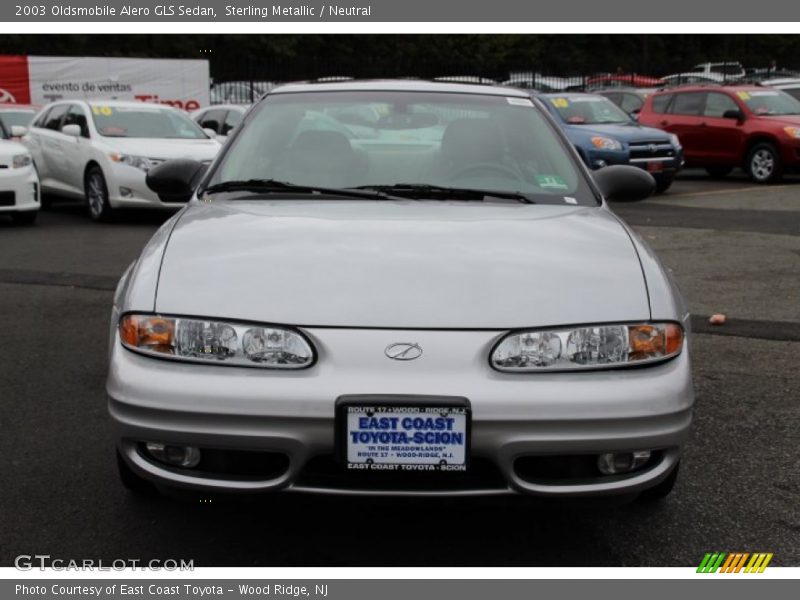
585,74,665,89
638,85,800,183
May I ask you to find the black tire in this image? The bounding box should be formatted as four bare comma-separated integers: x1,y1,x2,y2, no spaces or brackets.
639,462,680,502
746,142,783,184
116,449,159,496
11,210,37,225
705,166,733,179
84,165,114,221
654,177,674,194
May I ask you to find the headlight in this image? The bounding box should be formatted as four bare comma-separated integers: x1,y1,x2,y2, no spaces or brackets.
491,322,684,372
668,133,682,148
119,314,315,369
110,153,153,172
784,127,800,139
12,153,32,169
590,136,623,151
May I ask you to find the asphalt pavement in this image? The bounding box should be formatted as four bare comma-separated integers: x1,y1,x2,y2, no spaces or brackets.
1,169,798,567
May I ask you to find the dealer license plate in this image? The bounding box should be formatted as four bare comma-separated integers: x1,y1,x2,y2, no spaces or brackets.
338,399,470,472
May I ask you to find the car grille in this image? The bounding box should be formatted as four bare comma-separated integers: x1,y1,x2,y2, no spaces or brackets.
0,191,15,206
628,141,676,162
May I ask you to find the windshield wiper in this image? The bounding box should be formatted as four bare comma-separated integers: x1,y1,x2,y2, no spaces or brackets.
201,179,399,201
353,183,536,204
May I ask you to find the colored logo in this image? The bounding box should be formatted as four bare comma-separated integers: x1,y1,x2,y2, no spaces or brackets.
697,552,773,573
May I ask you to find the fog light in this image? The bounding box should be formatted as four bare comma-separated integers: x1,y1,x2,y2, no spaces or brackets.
145,442,201,468
119,187,134,198
597,451,651,475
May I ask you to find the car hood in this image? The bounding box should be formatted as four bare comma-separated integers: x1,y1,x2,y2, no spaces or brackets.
155,200,650,329
103,137,220,161
0,139,29,161
568,123,672,143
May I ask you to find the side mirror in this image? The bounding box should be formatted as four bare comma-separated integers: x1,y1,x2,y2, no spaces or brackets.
10,125,27,137
593,165,655,202
723,109,744,121
202,127,217,139
145,159,208,203
61,124,81,137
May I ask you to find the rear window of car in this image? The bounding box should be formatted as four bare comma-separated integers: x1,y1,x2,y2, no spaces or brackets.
650,93,673,114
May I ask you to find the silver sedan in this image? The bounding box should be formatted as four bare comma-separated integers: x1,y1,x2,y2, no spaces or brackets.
107,80,693,500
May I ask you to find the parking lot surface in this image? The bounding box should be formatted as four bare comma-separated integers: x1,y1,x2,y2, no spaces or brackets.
1,170,798,566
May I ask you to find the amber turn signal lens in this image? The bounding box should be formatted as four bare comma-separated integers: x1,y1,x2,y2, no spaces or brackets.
628,325,665,355
665,323,684,355
119,315,175,352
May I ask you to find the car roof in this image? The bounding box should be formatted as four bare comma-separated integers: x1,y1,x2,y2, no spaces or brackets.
268,79,530,98
0,104,37,111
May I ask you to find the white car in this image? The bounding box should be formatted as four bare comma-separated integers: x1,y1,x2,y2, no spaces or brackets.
24,100,221,221
190,104,248,141
661,72,724,86
0,120,39,225
689,62,746,81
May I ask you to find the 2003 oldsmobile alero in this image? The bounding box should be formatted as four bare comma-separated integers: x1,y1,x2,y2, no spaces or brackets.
107,80,694,500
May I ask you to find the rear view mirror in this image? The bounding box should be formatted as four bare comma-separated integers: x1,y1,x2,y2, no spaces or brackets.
723,109,745,121
593,165,655,202
61,124,81,137
145,159,208,203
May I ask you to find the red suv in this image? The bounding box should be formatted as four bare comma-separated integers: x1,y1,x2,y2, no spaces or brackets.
638,85,800,182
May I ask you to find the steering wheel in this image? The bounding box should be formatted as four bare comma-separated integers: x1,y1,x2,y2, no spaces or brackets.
449,162,524,182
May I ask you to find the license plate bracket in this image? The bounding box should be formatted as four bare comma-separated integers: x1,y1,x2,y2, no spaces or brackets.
335,395,471,473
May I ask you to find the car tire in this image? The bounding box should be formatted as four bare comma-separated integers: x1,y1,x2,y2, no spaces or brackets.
11,210,37,225
116,449,159,496
85,165,114,222
638,461,679,502
746,143,783,184
705,166,733,179
654,177,674,194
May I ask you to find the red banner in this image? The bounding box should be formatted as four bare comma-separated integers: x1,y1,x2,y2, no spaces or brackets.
0,55,31,104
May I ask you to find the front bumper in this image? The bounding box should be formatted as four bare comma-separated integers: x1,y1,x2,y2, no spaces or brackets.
586,147,684,181
0,165,39,213
108,327,694,497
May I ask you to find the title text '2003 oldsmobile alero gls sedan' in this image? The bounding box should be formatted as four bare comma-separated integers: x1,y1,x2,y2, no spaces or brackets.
107,80,694,501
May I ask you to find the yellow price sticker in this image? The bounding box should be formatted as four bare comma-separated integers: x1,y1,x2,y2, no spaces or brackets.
736,91,751,100
550,98,570,108
92,106,113,116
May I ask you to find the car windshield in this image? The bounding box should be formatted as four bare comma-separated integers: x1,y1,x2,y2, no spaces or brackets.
209,90,596,205
90,105,208,139
737,89,800,116
546,95,633,125
0,110,35,128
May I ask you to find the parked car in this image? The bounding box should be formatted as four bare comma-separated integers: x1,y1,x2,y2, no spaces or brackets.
541,93,683,193
661,73,723,86
0,118,39,225
109,80,693,501
689,62,746,81
638,84,800,182
501,74,571,92
761,77,800,102
190,104,247,140
594,88,658,116
23,100,221,221
0,104,38,139
585,73,664,90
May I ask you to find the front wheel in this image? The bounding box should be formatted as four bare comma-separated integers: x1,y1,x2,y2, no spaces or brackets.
11,210,38,225
654,177,674,194
747,143,782,184
85,165,113,221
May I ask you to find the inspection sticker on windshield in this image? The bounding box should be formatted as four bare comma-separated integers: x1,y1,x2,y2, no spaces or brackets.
340,402,470,471
536,174,569,190
507,97,534,107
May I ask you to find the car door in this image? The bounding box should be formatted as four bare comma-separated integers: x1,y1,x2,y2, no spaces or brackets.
59,104,92,192
663,92,707,164
35,103,70,187
698,92,747,164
